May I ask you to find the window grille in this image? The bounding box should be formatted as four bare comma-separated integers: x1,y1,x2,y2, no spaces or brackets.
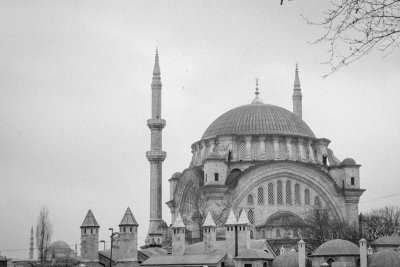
277,180,283,205
279,141,287,159
268,183,274,205
251,141,260,160
258,187,264,204
286,180,292,205
248,209,254,224
250,230,254,239
238,142,245,160
291,143,299,160
295,184,301,205
304,189,310,205
315,196,321,208
276,228,281,238
247,194,254,205
293,228,299,237
265,141,273,160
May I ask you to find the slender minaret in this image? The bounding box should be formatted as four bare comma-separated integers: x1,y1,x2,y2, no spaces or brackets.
292,63,302,119
29,226,34,259
146,49,167,245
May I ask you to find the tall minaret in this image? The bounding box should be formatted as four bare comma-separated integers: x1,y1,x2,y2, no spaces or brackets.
29,226,34,259
292,63,302,119
146,49,167,245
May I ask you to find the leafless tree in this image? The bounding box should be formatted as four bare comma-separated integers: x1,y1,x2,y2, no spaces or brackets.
302,208,359,251
304,0,400,75
363,205,400,240
35,206,53,263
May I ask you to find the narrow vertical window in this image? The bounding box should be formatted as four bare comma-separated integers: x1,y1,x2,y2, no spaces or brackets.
351,177,355,186
247,194,254,205
248,209,254,224
277,180,283,205
286,180,292,205
276,228,281,238
304,189,310,205
258,187,264,204
315,196,321,208
214,173,219,182
295,184,301,205
268,183,274,205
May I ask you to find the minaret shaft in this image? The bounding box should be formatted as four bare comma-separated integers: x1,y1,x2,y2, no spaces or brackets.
146,50,166,244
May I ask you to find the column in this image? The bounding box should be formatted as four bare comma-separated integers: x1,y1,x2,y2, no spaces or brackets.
273,136,280,160
308,140,316,163
244,136,252,160
286,137,294,160
259,136,266,159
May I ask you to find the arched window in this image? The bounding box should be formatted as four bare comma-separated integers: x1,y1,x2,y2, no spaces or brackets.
248,209,254,224
295,184,301,205
247,194,254,205
268,183,274,205
286,180,292,205
238,142,245,160
315,196,321,208
327,258,335,266
277,180,283,205
250,230,254,239
251,141,260,160
258,187,264,204
275,228,281,238
304,189,310,205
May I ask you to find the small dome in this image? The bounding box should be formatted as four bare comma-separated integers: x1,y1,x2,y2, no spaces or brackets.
341,158,356,165
237,248,274,260
259,211,305,227
171,172,181,179
312,239,359,256
373,236,400,246
273,251,299,267
201,104,315,140
49,240,70,250
368,249,400,267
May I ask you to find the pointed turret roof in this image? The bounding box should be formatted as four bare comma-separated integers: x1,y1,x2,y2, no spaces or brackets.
153,48,160,75
225,209,238,225
202,211,216,227
172,213,186,228
237,209,250,225
119,207,139,226
294,63,301,88
80,209,100,228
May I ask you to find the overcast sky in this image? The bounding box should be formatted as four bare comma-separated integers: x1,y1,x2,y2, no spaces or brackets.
1,0,400,259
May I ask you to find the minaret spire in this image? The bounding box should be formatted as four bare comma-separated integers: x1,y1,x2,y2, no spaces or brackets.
292,63,303,119
146,49,167,246
29,226,34,259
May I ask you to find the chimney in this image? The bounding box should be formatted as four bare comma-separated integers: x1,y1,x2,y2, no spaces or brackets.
359,238,367,267
298,239,306,267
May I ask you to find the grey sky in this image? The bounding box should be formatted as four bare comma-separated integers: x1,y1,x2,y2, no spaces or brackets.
1,0,399,259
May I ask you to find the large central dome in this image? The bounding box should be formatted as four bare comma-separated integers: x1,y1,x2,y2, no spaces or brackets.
201,104,315,140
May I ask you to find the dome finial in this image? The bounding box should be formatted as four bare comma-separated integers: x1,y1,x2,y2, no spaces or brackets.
251,77,264,104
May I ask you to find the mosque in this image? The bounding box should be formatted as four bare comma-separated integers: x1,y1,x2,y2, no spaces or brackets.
18,51,400,267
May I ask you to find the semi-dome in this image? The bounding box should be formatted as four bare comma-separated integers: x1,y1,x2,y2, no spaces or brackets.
312,239,359,256
201,104,315,140
368,249,400,267
273,251,299,267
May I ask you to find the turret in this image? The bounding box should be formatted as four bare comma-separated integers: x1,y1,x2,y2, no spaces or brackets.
146,49,167,245
202,212,217,253
118,207,139,262
29,226,34,260
224,209,238,257
359,238,367,267
171,213,186,256
80,209,100,262
298,239,305,267
236,209,250,254
292,64,302,119
203,152,228,185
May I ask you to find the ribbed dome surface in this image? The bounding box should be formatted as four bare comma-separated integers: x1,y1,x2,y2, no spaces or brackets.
373,236,400,245
273,251,299,267
312,239,359,256
368,249,400,267
201,104,315,140
49,240,70,249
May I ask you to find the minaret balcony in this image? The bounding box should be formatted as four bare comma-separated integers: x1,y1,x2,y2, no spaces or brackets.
146,150,167,162
147,119,166,129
